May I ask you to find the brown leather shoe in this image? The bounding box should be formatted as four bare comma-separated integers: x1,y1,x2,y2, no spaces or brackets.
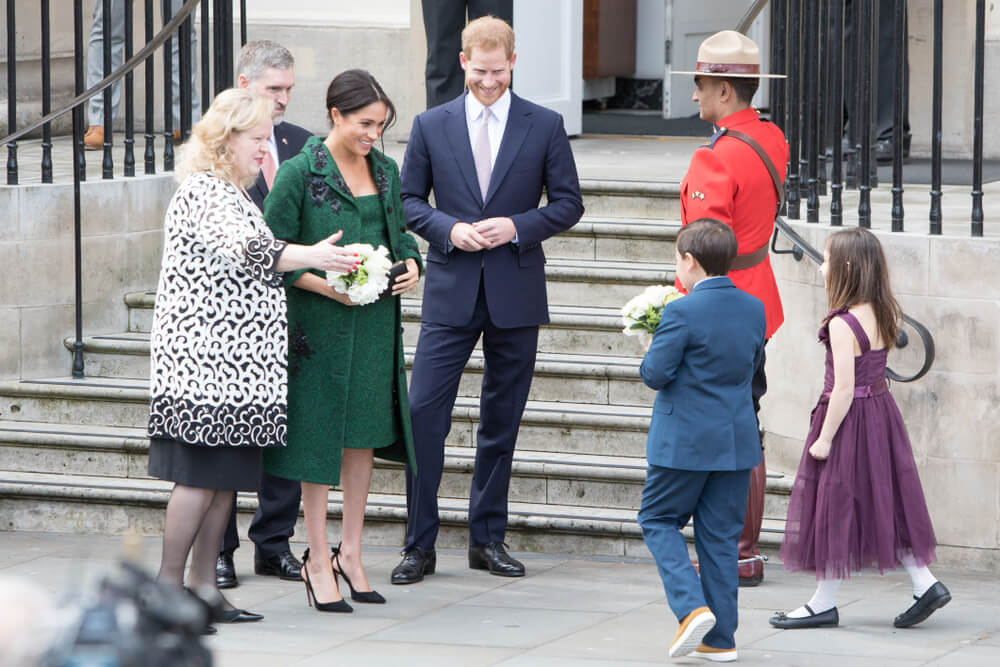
84,126,104,151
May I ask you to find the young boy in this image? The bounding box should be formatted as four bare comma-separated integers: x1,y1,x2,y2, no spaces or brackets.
638,218,766,662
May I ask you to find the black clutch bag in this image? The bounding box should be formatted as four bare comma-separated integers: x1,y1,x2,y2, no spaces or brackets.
378,261,409,300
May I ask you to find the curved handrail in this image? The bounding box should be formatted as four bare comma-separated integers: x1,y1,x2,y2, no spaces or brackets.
771,217,935,383
0,0,201,148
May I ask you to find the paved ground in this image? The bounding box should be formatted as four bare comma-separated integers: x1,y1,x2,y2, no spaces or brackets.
1,531,997,666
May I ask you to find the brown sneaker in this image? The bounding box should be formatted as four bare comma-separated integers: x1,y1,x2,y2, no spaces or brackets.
84,126,104,151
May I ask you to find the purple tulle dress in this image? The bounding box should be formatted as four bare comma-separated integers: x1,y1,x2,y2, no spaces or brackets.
779,309,937,580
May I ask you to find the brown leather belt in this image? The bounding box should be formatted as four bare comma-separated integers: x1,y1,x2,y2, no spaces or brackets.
818,378,889,404
730,242,770,271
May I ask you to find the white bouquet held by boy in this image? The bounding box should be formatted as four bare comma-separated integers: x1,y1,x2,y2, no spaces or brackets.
326,243,393,305
621,285,684,342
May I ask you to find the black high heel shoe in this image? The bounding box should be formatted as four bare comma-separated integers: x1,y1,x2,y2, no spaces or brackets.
331,543,386,604
301,548,353,613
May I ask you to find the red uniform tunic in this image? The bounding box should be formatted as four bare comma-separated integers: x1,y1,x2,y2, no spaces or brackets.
679,107,789,338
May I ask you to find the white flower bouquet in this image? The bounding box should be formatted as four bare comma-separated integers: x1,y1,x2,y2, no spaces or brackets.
326,243,393,305
621,284,683,338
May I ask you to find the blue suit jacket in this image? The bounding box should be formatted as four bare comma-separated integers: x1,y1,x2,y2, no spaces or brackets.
639,277,766,471
401,91,584,328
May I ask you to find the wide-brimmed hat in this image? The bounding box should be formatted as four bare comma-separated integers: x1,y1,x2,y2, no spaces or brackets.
672,30,785,79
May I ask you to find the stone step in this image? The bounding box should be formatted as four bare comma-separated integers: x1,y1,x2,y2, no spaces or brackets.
0,470,786,558
124,292,644,357
578,180,682,220
0,419,792,517
545,217,680,263
66,335,653,407
0,378,651,456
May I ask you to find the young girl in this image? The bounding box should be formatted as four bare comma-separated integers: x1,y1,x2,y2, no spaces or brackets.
770,228,949,630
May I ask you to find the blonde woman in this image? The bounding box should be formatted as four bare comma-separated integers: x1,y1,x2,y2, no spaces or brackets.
146,88,357,629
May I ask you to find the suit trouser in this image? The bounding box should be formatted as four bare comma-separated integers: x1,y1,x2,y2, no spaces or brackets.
639,465,752,650
738,342,767,565
87,0,199,128
420,0,514,109
221,472,302,559
404,282,538,550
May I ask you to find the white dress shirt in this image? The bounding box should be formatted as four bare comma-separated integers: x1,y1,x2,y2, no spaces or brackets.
465,89,510,169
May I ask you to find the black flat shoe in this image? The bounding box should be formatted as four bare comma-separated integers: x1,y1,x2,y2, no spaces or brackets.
216,552,238,589
214,608,263,623
894,581,951,628
469,542,525,577
769,604,839,629
331,543,386,603
301,548,353,613
391,547,436,585
255,550,304,582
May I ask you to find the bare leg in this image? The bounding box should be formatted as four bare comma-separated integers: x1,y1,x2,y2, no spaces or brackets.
335,448,375,592
301,481,343,603
158,484,214,585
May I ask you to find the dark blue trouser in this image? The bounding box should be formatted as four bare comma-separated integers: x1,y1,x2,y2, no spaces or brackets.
222,472,301,559
638,465,751,650
404,284,538,550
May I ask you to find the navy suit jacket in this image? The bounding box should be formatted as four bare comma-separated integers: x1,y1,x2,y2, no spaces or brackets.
248,121,312,211
401,91,584,328
639,277,766,471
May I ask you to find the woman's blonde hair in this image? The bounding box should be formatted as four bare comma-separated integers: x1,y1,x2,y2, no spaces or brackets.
175,88,273,185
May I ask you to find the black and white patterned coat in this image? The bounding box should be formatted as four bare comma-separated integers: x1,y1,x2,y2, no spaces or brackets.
147,171,289,448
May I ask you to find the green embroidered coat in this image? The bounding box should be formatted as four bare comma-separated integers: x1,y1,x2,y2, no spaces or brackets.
262,136,422,485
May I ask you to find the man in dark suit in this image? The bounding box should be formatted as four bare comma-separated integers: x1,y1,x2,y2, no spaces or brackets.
638,219,766,662
215,40,312,589
394,16,583,584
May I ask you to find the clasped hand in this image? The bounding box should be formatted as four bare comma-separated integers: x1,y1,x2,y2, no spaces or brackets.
449,218,516,252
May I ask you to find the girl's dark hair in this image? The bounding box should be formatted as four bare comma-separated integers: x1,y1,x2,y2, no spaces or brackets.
325,69,396,134
824,227,902,349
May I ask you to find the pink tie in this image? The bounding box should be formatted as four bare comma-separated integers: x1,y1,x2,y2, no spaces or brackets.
261,150,277,189
473,107,492,200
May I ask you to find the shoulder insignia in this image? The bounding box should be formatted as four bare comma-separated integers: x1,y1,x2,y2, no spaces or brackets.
690,190,706,200
702,126,729,150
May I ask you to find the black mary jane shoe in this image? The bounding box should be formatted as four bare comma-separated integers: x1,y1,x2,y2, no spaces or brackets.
894,581,951,628
769,604,839,629
468,542,525,577
331,543,386,603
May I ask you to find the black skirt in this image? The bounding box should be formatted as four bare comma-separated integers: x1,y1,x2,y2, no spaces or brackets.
148,437,263,491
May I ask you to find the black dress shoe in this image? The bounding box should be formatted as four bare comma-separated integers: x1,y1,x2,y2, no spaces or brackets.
254,550,304,581
894,581,951,628
769,604,839,629
216,552,238,589
469,542,525,577
391,547,436,585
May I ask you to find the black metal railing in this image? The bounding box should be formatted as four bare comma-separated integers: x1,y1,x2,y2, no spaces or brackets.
1,0,248,377
771,218,935,382
765,0,988,237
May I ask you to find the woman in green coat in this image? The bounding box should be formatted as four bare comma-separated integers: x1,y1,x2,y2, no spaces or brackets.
263,70,422,612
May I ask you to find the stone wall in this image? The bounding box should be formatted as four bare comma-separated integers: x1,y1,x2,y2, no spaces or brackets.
762,222,1000,572
0,175,175,380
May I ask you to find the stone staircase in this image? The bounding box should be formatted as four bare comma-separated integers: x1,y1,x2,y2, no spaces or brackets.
0,182,791,557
